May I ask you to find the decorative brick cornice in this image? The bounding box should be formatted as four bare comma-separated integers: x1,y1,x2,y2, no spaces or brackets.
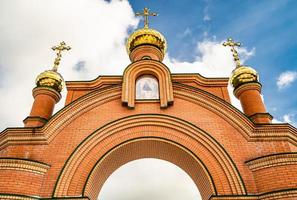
0,194,39,200
211,195,258,200
246,153,297,172
0,128,48,150
210,188,297,199
0,194,89,200
249,113,273,122
66,76,122,90
259,189,297,200
172,74,229,87
0,158,50,174
23,116,48,126
1,81,297,150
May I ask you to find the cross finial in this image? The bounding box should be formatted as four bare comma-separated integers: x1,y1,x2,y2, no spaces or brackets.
223,38,242,68
51,41,71,71
136,7,158,28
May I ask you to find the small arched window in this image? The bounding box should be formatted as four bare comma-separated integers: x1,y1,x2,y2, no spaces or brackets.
136,75,159,100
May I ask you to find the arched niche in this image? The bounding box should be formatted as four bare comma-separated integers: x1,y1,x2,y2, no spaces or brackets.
122,60,173,108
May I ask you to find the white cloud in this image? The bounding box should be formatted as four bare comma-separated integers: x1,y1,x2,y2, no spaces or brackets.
0,1,256,131
277,71,297,89
283,114,295,123
178,27,192,38
164,39,254,111
272,114,296,127
272,118,283,123
99,159,201,200
203,14,211,21
0,0,138,130
165,39,254,76
203,3,211,22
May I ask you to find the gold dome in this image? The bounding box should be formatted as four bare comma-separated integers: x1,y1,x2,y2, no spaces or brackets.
126,27,167,55
36,70,64,92
230,65,259,88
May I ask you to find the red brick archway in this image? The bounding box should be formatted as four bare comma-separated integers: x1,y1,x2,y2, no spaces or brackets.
53,114,246,200
1,74,297,200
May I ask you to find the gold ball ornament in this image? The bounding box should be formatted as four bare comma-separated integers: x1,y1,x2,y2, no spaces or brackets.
126,28,167,55
35,70,64,92
230,66,259,88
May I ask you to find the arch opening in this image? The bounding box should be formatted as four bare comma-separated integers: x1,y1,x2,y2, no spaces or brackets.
82,138,215,200
98,158,202,200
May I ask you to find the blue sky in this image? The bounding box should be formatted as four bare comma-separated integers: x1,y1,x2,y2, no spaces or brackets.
0,0,296,128
129,0,297,125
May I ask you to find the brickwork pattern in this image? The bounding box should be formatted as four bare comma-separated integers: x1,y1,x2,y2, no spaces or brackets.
0,73,296,200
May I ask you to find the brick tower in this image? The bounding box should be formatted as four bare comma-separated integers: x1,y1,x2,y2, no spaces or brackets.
0,8,297,200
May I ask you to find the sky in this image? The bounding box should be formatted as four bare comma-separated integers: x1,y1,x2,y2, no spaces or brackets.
0,0,297,199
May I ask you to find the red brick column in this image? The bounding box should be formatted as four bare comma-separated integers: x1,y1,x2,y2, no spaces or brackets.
234,82,272,124
23,87,61,127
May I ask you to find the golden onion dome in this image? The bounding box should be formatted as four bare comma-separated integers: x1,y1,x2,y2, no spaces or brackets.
230,65,259,88
126,27,167,55
36,70,64,92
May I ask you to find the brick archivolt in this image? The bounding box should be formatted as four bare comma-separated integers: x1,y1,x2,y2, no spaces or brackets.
53,114,246,199
122,59,174,108
0,158,50,174
85,138,214,200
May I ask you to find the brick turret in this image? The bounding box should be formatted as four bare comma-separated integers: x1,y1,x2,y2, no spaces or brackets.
23,41,70,127
23,70,63,127
223,38,272,124
231,66,272,123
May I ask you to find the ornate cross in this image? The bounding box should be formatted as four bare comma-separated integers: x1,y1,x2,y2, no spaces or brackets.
136,7,157,28
223,38,242,68
51,41,71,71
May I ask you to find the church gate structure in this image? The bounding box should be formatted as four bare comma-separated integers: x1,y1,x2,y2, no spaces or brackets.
1,8,297,200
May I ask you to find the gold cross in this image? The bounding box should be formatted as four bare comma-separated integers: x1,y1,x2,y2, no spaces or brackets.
223,38,242,68
51,41,71,71
136,7,157,28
